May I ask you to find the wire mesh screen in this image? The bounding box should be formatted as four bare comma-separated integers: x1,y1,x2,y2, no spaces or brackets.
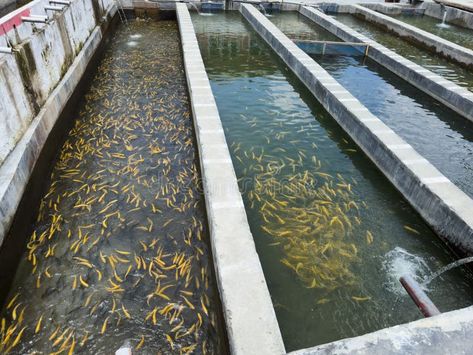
294,40,369,57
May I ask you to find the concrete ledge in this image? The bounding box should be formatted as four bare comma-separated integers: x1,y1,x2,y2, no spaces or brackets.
300,6,473,123
176,4,285,355
289,305,473,354
240,4,473,254
365,2,473,30
423,2,473,29
0,3,117,246
353,4,473,69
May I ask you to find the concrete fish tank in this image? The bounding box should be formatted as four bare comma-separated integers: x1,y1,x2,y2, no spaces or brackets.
0,0,473,353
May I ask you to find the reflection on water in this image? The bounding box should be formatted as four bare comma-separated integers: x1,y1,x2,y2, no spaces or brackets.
333,14,473,92
269,11,341,42
193,12,473,351
314,53,473,199
0,20,223,354
392,13,473,51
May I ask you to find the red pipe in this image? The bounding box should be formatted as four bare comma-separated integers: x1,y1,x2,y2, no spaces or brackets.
400,274,441,317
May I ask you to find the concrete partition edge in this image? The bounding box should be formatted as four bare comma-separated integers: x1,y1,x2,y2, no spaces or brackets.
240,4,473,253
175,4,286,355
289,304,473,354
0,2,118,246
299,6,473,123
352,4,473,68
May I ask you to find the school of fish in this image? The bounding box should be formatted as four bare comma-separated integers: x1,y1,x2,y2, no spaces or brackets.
230,112,370,293
0,20,223,354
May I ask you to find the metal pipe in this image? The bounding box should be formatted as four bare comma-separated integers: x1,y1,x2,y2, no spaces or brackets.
45,5,64,11
400,274,441,317
0,47,13,54
22,16,48,23
49,0,71,5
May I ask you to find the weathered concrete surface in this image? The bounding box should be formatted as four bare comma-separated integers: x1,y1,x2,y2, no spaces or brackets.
0,0,116,246
352,4,473,68
290,305,473,354
300,6,473,123
359,1,473,30
0,0,98,166
422,1,473,29
240,3,473,254
0,50,34,164
176,4,286,355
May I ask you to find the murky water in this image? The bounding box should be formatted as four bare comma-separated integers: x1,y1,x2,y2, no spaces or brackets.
0,20,223,354
333,13,473,92
192,12,473,351
392,13,473,51
0,0,31,18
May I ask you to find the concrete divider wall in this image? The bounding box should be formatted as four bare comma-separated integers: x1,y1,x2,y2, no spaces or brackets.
0,0,117,246
300,6,473,123
240,4,473,254
360,2,423,16
364,2,473,30
352,4,473,69
422,2,473,30
290,304,473,354
175,4,285,355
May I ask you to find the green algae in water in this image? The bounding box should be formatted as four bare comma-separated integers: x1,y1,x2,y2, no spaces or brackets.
192,12,473,350
0,20,223,354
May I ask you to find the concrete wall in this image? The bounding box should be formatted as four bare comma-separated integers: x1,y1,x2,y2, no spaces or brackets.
0,0,105,166
301,6,473,123
353,4,473,69
240,3,473,254
365,2,473,30
291,304,473,355
361,2,424,15
176,4,286,354
423,2,473,29
0,0,116,246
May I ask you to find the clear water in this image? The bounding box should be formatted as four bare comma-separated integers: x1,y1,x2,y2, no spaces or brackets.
314,54,473,199
192,12,473,351
274,12,473,210
0,20,224,354
269,11,341,42
392,13,473,51
333,13,473,92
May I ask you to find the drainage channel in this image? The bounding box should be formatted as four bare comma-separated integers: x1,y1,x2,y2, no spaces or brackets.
269,12,473,200
332,13,473,91
0,18,225,354
191,10,473,351
389,12,473,51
